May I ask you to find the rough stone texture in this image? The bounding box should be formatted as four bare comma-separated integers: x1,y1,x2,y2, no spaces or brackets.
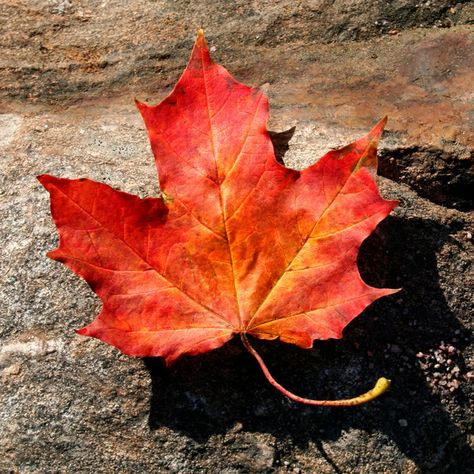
1,1,473,473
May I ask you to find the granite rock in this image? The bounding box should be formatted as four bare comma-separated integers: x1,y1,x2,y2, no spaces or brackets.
1,1,473,472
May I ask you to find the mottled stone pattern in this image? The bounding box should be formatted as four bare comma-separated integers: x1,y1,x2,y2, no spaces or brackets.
1,1,473,472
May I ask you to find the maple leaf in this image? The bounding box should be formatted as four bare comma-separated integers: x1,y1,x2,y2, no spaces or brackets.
39,31,398,406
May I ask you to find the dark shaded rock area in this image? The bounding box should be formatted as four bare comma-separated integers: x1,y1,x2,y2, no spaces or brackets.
379,146,473,211
1,1,473,473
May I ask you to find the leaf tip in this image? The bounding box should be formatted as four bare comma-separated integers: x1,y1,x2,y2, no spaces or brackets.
196,28,207,46
135,98,148,112
389,198,400,209
370,116,388,141
75,327,88,336
47,247,65,260
76,323,98,338
37,174,53,188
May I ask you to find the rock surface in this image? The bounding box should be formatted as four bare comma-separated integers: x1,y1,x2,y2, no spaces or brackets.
1,1,473,473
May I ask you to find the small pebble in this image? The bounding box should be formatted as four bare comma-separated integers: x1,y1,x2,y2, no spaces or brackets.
398,419,408,427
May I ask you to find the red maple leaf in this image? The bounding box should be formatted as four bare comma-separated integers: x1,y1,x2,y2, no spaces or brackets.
39,31,398,406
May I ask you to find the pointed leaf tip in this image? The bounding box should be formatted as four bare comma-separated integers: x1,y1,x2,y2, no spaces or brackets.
371,116,388,140
37,174,58,190
135,98,148,112
37,174,49,185
195,28,207,47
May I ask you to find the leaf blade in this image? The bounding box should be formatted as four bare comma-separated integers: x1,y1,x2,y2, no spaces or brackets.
39,174,235,362
40,32,398,381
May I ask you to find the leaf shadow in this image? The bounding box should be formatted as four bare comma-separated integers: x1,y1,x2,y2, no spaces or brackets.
268,127,296,165
144,216,473,472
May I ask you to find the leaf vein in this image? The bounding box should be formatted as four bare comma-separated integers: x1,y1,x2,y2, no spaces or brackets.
50,184,232,327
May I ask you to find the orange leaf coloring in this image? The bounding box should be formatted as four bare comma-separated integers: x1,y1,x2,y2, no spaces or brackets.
39,31,398,406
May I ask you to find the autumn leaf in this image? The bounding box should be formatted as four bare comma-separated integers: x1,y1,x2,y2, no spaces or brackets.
39,30,398,406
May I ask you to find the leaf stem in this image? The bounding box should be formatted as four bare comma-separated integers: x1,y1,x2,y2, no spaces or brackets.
240,333,390,407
